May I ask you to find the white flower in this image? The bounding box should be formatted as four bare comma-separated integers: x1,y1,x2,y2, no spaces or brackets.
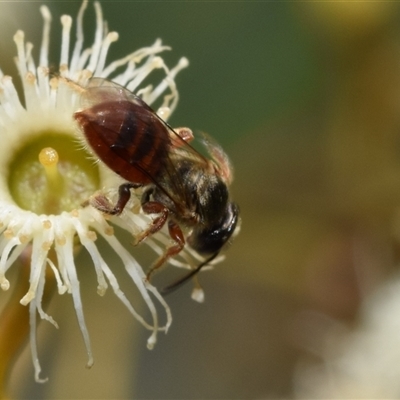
0,0,190,382
294,275,400,398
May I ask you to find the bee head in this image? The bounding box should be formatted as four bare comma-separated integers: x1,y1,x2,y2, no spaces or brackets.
188,201,239,255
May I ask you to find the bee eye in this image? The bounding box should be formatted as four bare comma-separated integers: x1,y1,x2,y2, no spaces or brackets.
188,202,239,254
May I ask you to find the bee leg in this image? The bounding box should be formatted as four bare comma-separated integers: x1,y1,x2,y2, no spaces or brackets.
135,199,169,244
146,220,185,281
85,183,141,215
169,127,194,148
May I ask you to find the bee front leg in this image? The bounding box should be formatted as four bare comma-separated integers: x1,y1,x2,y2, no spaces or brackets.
169,127,194,148
146,220,185,281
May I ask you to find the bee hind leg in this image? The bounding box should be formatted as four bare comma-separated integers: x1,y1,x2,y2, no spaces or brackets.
133,189,185,281
84,183,141,215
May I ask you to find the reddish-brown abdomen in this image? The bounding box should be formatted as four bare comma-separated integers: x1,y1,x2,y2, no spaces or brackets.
75,100,171,184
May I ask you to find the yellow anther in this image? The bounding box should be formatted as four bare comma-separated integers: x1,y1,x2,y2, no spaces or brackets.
42,220,52,229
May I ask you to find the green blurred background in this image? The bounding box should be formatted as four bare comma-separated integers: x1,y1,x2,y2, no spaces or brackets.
3,1,400,398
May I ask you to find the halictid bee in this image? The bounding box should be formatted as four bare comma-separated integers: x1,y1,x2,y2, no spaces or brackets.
74,78,239,294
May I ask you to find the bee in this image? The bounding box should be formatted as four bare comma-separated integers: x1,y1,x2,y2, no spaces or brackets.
74,78,239,293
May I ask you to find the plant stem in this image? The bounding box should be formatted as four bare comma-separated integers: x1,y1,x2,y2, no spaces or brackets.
0,258,30,399
0,249,55,399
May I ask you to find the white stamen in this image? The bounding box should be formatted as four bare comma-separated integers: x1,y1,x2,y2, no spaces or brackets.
156,107,171,120
36,264,59,329
99,232,170,347
147,57,189,112
23,221,53,306
83,237,157,331
191,287,205,303
13,30,27,77
73,218,108,296
0,279,9,291
94,31,119,77
62,235,94,368
3,243,30,279
23,72,40,112
100,41,170,80
53,214,74,292
30,299,48,383
39,6,52,67
47,258,67,295
37,66,50,106
60,15,73,75
126,56,164,93
0,237,21,278
20,238,50,306
75,48,92,74
25,42,36,74
86,1,104,73
0,76,26,118
70,0,88,74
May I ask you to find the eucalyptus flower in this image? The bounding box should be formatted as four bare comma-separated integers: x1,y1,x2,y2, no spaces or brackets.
294,275,400,399
0,0,190,382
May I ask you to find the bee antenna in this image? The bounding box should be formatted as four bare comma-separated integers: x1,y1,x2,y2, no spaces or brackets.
160,252,219,296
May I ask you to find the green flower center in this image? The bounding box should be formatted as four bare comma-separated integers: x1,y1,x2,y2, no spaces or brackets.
8,133,100,215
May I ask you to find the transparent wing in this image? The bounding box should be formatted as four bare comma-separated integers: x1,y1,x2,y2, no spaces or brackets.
79,78,209,212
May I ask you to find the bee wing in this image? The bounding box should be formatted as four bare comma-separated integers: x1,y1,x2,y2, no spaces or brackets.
80,77,151,113
88,79,212,205
78,77,210,212
199,132,234,185
130,116,211,214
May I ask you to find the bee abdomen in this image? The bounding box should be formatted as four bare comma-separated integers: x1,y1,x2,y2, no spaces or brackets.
75,100,170,184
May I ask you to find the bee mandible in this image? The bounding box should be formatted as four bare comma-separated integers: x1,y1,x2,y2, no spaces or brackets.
74,78,239,293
